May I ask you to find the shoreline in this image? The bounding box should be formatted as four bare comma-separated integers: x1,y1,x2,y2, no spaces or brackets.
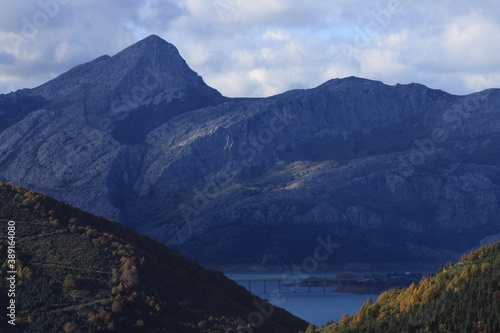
332,285,385,294
206,262,439,272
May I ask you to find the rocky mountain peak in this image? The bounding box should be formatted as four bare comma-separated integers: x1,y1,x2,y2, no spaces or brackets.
112,34,203,83
120,34,176,54
32,35,220,104
2,37,499,268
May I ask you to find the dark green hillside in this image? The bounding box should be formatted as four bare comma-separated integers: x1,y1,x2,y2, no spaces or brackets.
317,241,500,333
0,182,308,332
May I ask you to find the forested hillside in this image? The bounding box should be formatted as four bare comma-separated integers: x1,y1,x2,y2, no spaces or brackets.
317,241,500,333
0,182,307,332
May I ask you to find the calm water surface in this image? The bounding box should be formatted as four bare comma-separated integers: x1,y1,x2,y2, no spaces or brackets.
224,269,424,326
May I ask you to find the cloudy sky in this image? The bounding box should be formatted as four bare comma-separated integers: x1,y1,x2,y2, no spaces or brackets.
1,0,500,97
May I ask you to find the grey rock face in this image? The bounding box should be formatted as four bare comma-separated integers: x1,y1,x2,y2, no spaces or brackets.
345,206,384,229
0,35,499,266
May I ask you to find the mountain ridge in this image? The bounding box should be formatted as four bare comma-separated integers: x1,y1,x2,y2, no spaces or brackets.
0,35,500,267
30,34,222,108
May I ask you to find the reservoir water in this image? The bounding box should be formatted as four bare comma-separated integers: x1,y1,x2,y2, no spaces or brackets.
224,270,381,326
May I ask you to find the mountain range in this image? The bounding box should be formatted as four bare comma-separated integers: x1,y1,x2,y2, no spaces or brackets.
1,35,500,267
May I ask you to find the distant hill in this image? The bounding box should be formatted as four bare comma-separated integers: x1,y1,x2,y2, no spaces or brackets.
0,182,308,332
316,241,500,332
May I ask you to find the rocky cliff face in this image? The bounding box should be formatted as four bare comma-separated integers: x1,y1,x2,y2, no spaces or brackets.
0,35,499,267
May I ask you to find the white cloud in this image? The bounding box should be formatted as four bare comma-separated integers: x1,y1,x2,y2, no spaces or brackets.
0,1,499,96
263,29,290,41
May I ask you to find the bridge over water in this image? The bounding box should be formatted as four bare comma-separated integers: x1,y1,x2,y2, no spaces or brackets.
236,278,342,294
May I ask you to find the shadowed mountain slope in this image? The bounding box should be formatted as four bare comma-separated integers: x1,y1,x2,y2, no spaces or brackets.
0,35,500,267
0,182,308,332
